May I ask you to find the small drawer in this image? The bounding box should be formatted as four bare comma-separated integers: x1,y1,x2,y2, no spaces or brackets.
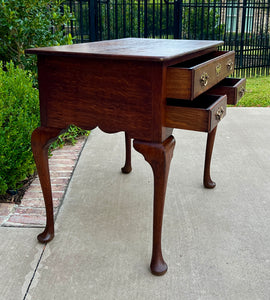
207,77,246,105
166,51,235,100
164,94,227,132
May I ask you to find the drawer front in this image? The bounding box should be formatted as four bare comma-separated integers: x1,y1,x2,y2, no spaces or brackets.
164,95,227,132
208,78,246,105
166,51,235,100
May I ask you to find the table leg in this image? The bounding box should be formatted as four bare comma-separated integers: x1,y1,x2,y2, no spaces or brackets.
121,132,132,174
133,136,175,276
31,126,63,243
203,126,217,189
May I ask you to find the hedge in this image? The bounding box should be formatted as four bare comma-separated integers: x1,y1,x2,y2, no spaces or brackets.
0,62,40,195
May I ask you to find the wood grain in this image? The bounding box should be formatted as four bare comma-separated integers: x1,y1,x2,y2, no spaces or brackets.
26,38,223,62
38,56,156,140
133,136,175,276
121,132,132,174
165,95,227,132
166,51,235,100
204,126,217,189
208,77,246,105
31,127,65,243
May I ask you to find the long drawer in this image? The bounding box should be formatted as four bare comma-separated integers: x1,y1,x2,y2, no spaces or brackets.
166,51,235,100
207,77,246,105
164,94,227,132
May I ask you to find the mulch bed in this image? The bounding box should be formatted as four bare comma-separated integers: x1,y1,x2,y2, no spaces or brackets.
0,172,37,204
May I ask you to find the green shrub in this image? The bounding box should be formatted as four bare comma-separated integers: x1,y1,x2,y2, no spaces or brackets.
0,0,73,73
0,61,40,195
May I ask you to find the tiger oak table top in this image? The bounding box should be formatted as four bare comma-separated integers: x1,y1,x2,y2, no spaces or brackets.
26,38,223,63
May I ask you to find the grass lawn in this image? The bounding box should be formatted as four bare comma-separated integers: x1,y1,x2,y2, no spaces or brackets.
236,76,270,107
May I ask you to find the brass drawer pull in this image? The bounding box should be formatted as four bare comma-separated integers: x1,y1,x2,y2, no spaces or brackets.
239,86,245,97
200,72,209,87
227,59,234,71
216,106,225,121
216,63,222,76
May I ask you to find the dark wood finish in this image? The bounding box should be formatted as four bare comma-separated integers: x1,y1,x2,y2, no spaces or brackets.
26,38,223,63
133,136,175,276
204,126,217,189
208,77,246,105
165,95,227,132
121,132,132,174
37,56,155,140
31,126,65,243
166,51,235,100
36,55,170,142
25,38,236,276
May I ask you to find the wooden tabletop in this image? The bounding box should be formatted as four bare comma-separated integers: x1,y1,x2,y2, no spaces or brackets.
25,38,223,62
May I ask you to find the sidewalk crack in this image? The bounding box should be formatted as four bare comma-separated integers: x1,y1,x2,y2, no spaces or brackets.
22,244,46,300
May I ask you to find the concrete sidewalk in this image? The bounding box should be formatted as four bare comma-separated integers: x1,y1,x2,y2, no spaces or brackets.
1,108,270,300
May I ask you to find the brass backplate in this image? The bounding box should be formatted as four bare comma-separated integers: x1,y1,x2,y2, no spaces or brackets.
216,63,222,76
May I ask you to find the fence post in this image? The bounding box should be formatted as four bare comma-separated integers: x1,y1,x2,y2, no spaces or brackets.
89,0,97,41
267,1,270,73
239,0,247,68
144,0,148,37
174,0,183,39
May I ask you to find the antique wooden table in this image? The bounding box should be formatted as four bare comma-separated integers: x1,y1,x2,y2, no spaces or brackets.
26,38,245,276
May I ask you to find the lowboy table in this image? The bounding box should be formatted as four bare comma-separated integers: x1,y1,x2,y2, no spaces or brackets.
26,38,245,276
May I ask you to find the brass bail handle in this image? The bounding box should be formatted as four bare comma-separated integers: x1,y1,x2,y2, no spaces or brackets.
200,72,209,87
216,106,225,121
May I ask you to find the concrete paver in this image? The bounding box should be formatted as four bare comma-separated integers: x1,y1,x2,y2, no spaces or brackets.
23,108,270,299
0,227,44,300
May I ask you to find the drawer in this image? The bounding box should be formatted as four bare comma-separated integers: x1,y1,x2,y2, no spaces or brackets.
166,51,235,100
207,77,246,105
164,94,227,132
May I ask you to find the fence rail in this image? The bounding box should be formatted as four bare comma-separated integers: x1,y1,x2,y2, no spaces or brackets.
65,0,270,77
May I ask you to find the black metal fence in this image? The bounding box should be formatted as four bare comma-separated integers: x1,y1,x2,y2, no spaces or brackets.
65,0,270,77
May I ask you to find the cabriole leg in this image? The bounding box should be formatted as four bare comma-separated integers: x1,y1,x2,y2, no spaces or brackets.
204,126,217,189
31,126,63,243
133,136,175,276
121,132,132,174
